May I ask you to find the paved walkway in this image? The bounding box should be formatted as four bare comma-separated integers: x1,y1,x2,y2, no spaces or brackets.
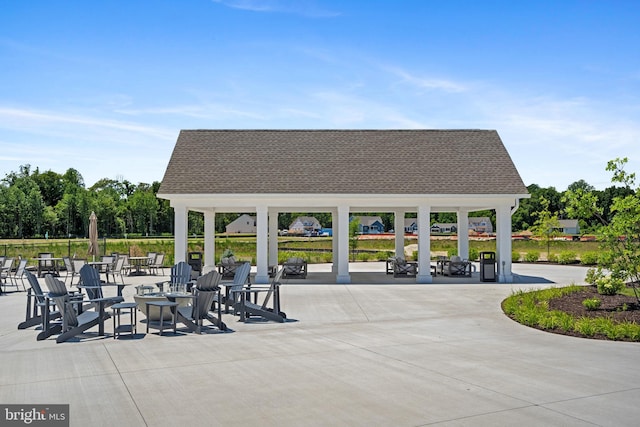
1,263,639,426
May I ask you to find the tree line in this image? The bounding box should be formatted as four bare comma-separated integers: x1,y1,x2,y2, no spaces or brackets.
1,163,636,239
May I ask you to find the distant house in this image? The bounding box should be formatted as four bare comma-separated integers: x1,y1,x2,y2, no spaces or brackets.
226,214,256,234
404,219,418,234
556,219,580,235
289,216,322,235
430,217,493,234
353,216,385,234
468,217,493,233
431,223,457,233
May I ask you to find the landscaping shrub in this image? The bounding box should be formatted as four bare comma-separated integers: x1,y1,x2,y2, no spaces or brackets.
547,253,559,263
512,250,521,262
596,276,625,296
582,298,601,311
524,251,540,262
468,248,479,261
579,251,599,265
558,251,578,264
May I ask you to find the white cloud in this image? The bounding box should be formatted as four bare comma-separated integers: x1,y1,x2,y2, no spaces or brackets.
384,66,468,93
211,0,340,17
0,107,175,142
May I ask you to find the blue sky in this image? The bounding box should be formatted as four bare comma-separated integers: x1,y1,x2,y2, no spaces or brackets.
1,0,639,190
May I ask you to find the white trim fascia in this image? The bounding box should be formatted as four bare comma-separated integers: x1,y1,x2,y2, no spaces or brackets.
158,193,530,211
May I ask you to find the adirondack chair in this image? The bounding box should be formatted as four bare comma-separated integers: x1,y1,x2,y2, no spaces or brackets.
156,261,193,293
78,264,124,307
18,270,60,330
235,267,287,323
223,262,252,314
36,275,87,341
44,275,103,343
175,270,226,332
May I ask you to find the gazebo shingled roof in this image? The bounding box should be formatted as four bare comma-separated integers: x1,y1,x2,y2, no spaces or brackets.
158,129,527,195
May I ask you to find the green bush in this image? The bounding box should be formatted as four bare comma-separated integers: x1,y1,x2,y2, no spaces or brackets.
524,251,539,262
596,276,625,296
547,253,559,263
582,298,601,311
468,248,479,261
585,267,603,285
512,250,521,262
579,251,599,265
558,251,578,264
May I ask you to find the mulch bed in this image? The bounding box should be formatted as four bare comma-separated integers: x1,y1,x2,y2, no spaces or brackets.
548,285,640,324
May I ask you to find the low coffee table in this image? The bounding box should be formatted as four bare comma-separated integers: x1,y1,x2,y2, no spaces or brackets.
145,301,178,336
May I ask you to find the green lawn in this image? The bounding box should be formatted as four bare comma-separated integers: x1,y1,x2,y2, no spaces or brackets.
0,235,603,267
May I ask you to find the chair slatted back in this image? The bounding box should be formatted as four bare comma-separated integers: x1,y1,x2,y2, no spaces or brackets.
227,262,251,306
51,294,78,329
191,270,222,319
170,261,192,285
25,270,46,304
79,264,103,299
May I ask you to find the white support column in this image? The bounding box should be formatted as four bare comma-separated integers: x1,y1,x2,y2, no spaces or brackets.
173,203,188,264
394,210,405,257
496,204,513,283
255,205,269,284
336,205,351,283
416,205,433,283
457,209,469,260
204,210,216,272
331,209,338,274
269,209,279,269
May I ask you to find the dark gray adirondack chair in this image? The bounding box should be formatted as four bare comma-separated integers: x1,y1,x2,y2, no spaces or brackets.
43,274,110,343
224,262,252,314
36,275,84,341
78,264,124,306
235,267,287,323
156,261,192,293
18,270,60,329
176,270,226,332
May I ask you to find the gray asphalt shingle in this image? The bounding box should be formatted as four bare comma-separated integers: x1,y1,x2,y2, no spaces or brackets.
159,129,527,195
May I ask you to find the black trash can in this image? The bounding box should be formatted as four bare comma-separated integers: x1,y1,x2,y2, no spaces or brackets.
188,251,203,280
479,251,496,282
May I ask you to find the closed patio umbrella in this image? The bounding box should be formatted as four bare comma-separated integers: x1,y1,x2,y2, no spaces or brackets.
88,211,99,261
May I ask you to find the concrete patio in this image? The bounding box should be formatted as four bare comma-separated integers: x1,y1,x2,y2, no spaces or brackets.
1,262,639,426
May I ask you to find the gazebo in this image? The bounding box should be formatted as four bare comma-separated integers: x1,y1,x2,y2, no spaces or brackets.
157,129,529,284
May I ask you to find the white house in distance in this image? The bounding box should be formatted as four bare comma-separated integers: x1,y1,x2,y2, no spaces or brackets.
157,129,529,284
288,216,322,235
353,215,385,234
225,213,256,234
431,217,494,234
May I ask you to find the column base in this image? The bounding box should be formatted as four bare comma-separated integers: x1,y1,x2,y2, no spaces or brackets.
498,274,513,283
416,274,433,284
336,274,351,284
